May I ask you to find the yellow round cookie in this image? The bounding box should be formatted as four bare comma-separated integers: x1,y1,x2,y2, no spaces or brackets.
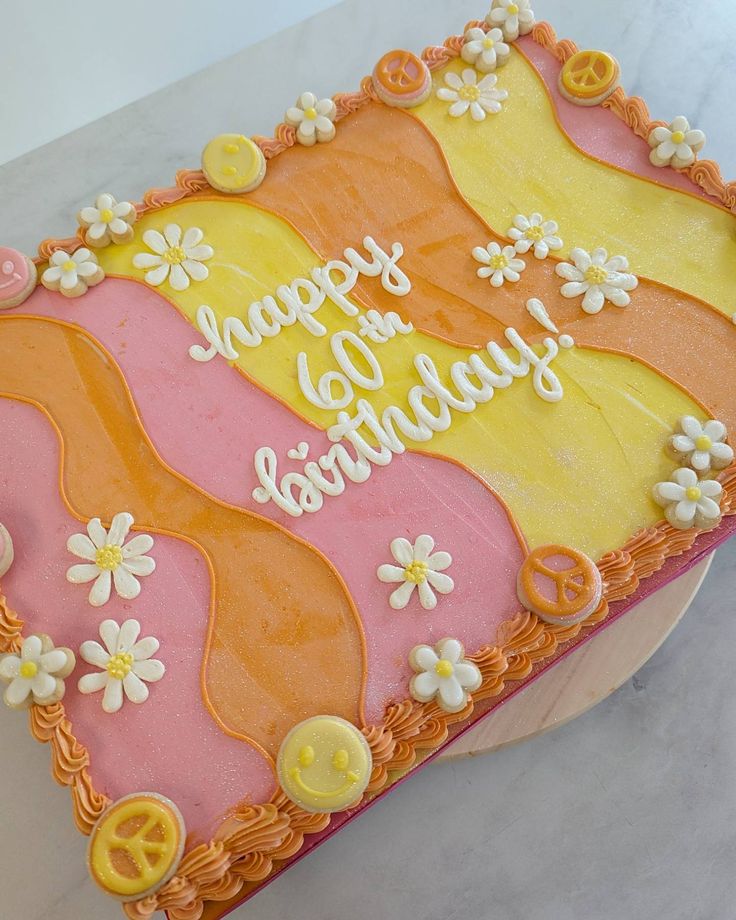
201,133,267,193
277,715,373,813
87,792,186,902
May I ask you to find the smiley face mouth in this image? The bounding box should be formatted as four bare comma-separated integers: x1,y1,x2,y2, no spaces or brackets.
288,766,359,800
0,272,21,290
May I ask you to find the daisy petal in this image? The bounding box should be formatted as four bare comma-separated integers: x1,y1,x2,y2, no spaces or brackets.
390,538,413,566
142,229,167,255
389,580,416,610
122,534,154,557
169,263,190,292
30,671,56,700
5,678,32,706
377,564,405,584
67,532,97,561
112,566,141,600
78,671,109,695
417,580,437,610
412,670,440,701
413,534,435,562
67,563,101,585
123,672,150,704
131,636,160,661
79,640,110,669
107,512,133,546
40,650,68,673
98,620,121,656
132,659,165,682
703,420,727,443
117,619,141,652
426,571,455,594
122,555,155,577
413,646,439,671
163,224,182,248
439,676,465,710
102,679,124,713
453,662,482,691
439,638,463,664
182,227,203,249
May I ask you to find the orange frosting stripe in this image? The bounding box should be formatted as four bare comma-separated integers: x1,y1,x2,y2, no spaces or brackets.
0,316,366,758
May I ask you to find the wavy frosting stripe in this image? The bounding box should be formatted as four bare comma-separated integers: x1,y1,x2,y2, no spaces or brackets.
14,13,736,918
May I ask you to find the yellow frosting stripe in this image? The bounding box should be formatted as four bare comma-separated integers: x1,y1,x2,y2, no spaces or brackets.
411,53,736,317
98,199,702,559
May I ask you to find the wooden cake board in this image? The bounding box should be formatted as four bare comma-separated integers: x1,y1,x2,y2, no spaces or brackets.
439,558,711,761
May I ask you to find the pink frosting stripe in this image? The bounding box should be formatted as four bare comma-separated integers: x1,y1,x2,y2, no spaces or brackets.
0,397,276,840
517,36,715,202
19,280,525,728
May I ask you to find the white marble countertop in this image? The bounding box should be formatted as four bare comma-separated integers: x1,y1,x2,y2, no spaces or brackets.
1,1,735,918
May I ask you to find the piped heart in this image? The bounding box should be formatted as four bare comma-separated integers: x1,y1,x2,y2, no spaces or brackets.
287,442,310,461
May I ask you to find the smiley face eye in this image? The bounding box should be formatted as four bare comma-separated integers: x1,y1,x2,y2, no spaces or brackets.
332,748,349,771
1,261,13,275
298,745,315,768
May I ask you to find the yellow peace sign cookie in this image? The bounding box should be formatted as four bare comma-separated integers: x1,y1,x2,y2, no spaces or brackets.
277,715,373,813
201,133,267,194
87,792,186,901
558,50,620,107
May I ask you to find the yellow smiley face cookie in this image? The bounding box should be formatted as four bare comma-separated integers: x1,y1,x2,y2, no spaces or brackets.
201,133,267,194
277,716,373,813
87,792,186,901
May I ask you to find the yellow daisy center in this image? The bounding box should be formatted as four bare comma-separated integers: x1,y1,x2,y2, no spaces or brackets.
435,660,454,678
458,84,481,102
685,486,702,502
163,245,186,265
671,130,686,145
695,435,712,452
507,3,519,13
95,544,123,571
526,225,545,242
99,208,115,223
404,560,429,584
62,260,76,272
106,652,134,681
483,37,495,49
490,253,509,270
20,660,38,679
585,265,608,285
304,107,318,120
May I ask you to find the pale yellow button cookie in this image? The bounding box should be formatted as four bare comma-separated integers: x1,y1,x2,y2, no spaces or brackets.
277,715,372,813
201,133,267,193
87,792,186,902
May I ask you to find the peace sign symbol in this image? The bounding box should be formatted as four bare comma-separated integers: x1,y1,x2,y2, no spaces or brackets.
372,49,432,108
517,544,602,626
88,793,186,901
559,50,620,106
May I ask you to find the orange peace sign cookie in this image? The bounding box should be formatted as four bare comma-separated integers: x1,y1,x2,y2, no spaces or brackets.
88,792,186,901
559,50,620,107
372,49,432,109
517,544,602,626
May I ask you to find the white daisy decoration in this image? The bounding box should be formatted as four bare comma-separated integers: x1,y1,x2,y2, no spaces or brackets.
461,26,510,73
556,247,638,315
66,512,156,608
132,224,214,292
436,69,508,121
285,92,337,146
78,193,137,248
507,213,563,260
377,534,454,611
78,619,165,714
652,467,723,531
40,248,105,299
486,0,536,42
668,416,734,473
648,116,705,169
472,241,526,287
409,638,482,713
0,634,75,710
